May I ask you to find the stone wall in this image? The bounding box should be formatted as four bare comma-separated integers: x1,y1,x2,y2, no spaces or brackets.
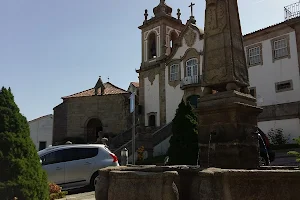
52,94,131,144
95,166,300,200
52,103,68,144
258,101,300,121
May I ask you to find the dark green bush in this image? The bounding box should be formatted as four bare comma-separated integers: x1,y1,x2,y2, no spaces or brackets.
167,99,199,165
288,137,300,162
0,87,49,200
267,128,290,145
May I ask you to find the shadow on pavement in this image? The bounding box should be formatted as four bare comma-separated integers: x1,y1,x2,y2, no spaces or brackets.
66,186,94,195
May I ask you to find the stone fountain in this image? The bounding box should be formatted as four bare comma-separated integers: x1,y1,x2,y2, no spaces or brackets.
94,0,300,199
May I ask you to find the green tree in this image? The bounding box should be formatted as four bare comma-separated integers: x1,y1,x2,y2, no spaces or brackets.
0,87,49,200
167,99,199,165
288,137,300,162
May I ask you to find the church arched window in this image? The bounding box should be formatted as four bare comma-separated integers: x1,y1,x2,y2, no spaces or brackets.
148,32,157,60
170,64,179,81
186,58,198,77
169,31,178,50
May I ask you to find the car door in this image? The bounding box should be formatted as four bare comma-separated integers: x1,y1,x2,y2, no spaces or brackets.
64,147,97,185
40,149,65,185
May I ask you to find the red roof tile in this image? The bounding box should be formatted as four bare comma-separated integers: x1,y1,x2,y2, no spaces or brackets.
62,82,128,99
131,82,139,88
243,16,300,38
28,114,53,123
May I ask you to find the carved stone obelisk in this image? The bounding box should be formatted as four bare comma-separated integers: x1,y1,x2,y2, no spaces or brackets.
196,0,263,169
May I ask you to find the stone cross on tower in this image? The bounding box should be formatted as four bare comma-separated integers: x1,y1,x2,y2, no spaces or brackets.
189,2,195,16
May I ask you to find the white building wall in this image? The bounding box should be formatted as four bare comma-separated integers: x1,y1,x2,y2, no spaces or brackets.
248,31,300,106
165,28,204,124
247,31,300,141
29,114,53,150
144,75,160,126
258,118,300,143
165,63,184,123
153,135,172,157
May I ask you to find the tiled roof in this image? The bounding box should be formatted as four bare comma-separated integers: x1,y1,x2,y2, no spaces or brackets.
28,114,53,123
243,16,300,38
62,82,128,99
131,82,139,88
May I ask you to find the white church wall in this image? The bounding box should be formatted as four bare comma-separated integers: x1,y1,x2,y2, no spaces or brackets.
258,118,300,144
165,63,184,124
144,75,160,126
153,135,172,157
172,29,203,60
248,31,300,107
29,114,53,150
164,28,204,124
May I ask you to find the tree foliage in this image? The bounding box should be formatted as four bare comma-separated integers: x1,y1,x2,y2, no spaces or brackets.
0,87,49,200
167,99,199,165
267,128,290,145
287,137,300,163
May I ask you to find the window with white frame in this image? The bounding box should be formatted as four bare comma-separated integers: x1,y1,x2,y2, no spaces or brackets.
186,58,198,77
273,38,289,59
170,64,179,81
248,46,262,66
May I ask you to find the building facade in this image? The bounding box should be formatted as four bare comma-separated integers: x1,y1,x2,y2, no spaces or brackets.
136,1,300,157
29,114,53,150
244,15,300,143
52,77,132,145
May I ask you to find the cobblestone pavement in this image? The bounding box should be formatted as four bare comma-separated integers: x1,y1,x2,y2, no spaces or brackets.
58,191,95,200
271,148,299,166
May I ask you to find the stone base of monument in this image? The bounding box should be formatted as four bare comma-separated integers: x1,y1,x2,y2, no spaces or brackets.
196,90,263,169
95,165,300,200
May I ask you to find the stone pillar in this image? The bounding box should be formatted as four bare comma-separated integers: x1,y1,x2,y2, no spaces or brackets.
95,170,109,200
107,171,179,200
196,91,262,169
196,0,263,169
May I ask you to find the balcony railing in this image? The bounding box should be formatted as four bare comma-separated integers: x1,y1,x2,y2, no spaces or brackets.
285,2,300,21
180,75,201,89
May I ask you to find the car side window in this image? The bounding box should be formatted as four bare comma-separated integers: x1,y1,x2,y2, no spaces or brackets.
62,148,98,162
41,150,63,165
63,148,79,162
79,148,98,159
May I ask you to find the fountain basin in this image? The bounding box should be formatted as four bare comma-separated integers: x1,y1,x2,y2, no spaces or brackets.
95,165,300,200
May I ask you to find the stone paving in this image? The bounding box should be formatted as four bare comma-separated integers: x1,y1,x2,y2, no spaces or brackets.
58,191,95,200
271,148,300,166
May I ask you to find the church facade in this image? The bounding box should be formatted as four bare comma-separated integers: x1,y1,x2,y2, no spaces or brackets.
52,77,133,145
135,0,300,158
137,1,204,129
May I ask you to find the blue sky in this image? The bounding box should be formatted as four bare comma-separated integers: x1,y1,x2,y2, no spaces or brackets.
0,0,296,121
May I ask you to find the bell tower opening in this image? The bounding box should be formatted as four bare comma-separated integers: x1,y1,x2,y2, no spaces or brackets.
169,31,178,52
148,32,157,60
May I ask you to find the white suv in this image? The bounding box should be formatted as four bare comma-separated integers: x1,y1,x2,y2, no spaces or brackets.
38,144,119,190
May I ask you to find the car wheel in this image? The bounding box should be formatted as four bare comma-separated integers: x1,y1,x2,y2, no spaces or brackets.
90,171,99,190
259,156,270,166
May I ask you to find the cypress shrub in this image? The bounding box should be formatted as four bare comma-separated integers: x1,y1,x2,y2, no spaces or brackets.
167,99,199,165
0,87,49,200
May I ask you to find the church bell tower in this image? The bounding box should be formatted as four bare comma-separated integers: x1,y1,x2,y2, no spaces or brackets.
138,0,185,68
137,0,186,127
